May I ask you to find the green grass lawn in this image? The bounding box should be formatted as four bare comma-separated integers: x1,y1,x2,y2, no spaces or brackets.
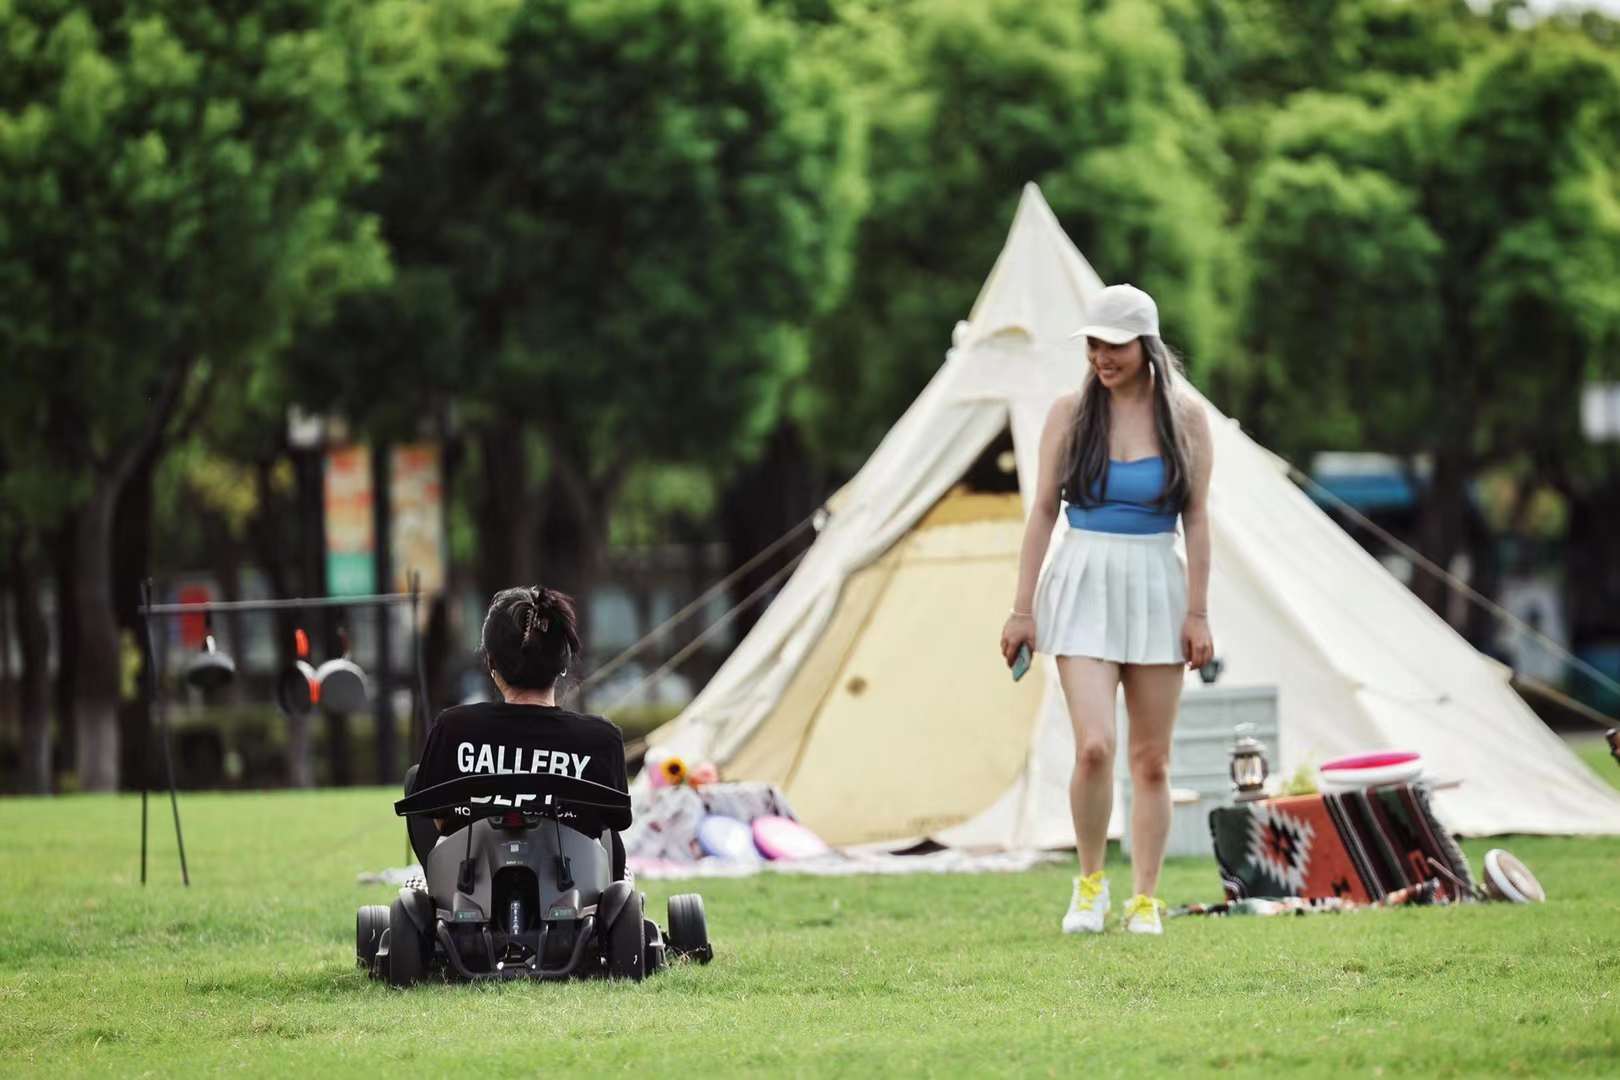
1576,740,1619,793
3,769,1619,1077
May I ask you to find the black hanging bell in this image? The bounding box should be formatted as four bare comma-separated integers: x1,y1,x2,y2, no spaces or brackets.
185,623,236,692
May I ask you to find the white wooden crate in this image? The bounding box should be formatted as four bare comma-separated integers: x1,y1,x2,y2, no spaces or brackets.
1115,684,1279,858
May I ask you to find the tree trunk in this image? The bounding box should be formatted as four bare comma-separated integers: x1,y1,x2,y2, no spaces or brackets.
113,453,159,788
53,518,78,780
1565,478,1620,643
1463,504,1500,653
193,479,249,706
72,485,124,792
541,456,616,711
418,434,461,737
372,442,397,786
11,539,53,794
720,422,820,640
322,707,353,786
0,576,9,778
474,424,538,601
214,552,247,705
284,697,315,789
681,532,723,691
289,446,355,785
1411,452,1471,629
250,458,311,787
79,357,195,793
421,593,451,724
537,479,590,600
0,566,11,771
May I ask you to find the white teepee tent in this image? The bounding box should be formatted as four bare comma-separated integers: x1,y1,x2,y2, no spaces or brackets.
648,183,1620,846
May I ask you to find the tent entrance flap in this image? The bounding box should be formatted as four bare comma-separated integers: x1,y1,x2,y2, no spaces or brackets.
759,485,1039,847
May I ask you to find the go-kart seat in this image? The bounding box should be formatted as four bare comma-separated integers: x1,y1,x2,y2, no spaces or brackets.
402,764,628,880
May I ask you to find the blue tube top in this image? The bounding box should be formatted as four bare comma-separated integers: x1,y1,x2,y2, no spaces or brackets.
1065,457,1179,534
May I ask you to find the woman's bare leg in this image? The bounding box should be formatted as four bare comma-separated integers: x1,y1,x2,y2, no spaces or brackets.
1056,656,1122,876
1120,662,1184,896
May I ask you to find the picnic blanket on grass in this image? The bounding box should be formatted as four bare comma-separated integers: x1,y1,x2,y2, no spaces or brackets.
622,781,799,863
1208,783,1475,904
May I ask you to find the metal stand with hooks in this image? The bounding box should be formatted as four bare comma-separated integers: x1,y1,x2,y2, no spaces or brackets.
135,575,430,886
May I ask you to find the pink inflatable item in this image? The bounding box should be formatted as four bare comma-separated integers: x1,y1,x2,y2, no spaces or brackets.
1320,751,1421,771
1320,750,1424,792
752,815,829,861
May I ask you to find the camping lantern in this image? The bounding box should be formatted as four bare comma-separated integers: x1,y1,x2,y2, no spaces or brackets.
1229,723,1269,802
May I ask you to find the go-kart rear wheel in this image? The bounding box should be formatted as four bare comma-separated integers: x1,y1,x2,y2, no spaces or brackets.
356,904,389,969
387,896,430,988
605,889,645,981
667,893,712,963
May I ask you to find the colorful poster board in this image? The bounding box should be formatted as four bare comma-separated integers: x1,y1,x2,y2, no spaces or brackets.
323,445,375,597
389,444,445,594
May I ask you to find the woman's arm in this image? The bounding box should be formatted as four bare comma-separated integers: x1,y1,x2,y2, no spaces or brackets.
1178,397,1215,669
1001,394,1076,664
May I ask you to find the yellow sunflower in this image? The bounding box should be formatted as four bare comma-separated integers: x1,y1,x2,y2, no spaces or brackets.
659,755,688,787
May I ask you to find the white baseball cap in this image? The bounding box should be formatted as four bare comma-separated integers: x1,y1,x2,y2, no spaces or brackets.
1070,283,1160,344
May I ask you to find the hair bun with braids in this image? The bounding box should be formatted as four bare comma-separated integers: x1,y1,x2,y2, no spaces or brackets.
484,584,582,692
521,585,552,647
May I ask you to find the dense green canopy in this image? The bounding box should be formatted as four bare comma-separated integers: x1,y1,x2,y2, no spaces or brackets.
5,0,1620,789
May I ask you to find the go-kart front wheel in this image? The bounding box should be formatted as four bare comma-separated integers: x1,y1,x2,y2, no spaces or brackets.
387,896,431,988
667,894,713,963
356,904,389,969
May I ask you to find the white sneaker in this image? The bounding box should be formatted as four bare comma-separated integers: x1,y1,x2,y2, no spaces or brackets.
1122,893,1165,935
1062,871,1110,934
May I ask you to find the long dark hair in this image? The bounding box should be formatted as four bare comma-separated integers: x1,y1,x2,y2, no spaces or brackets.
1062,335,1191,511
481,585,582,692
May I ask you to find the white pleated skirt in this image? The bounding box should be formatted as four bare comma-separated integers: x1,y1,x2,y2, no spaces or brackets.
1035,527,1188,665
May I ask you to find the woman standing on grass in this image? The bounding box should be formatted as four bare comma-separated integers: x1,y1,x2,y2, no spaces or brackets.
999,284,1214,936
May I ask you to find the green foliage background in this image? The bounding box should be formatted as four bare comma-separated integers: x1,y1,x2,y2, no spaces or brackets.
6,0,1620,788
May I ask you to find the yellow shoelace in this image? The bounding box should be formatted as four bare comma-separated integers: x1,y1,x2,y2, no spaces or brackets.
1123,894,1163,922
1077,871,1106,904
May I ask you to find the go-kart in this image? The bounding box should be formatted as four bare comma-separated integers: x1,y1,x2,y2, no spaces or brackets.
356,772,711,986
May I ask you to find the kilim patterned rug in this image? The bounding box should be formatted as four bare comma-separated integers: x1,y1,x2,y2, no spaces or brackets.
1208,783,1475,903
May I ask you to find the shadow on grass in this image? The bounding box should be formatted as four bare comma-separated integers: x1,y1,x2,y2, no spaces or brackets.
178,955,737,1007
184,966,373,1002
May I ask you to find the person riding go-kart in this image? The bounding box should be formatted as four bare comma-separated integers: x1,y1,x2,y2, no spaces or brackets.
355,585,710,985
358,771,710,984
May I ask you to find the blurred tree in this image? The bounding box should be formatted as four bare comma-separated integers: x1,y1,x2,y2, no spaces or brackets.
1146,0,1492,372
793,0,1235,474
1239,34,1620,623
0,501,52,794
0,1,492,789
299,0,864,626
1151,0,1485,110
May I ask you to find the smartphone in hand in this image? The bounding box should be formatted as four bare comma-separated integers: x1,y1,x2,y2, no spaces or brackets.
1010,643,1032,682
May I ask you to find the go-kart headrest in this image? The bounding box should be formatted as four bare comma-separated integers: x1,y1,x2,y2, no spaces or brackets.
394,772,632,825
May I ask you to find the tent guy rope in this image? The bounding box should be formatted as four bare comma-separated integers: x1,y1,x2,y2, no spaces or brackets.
1290,463,1620,723
576,513,817,695
593,547,809,716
